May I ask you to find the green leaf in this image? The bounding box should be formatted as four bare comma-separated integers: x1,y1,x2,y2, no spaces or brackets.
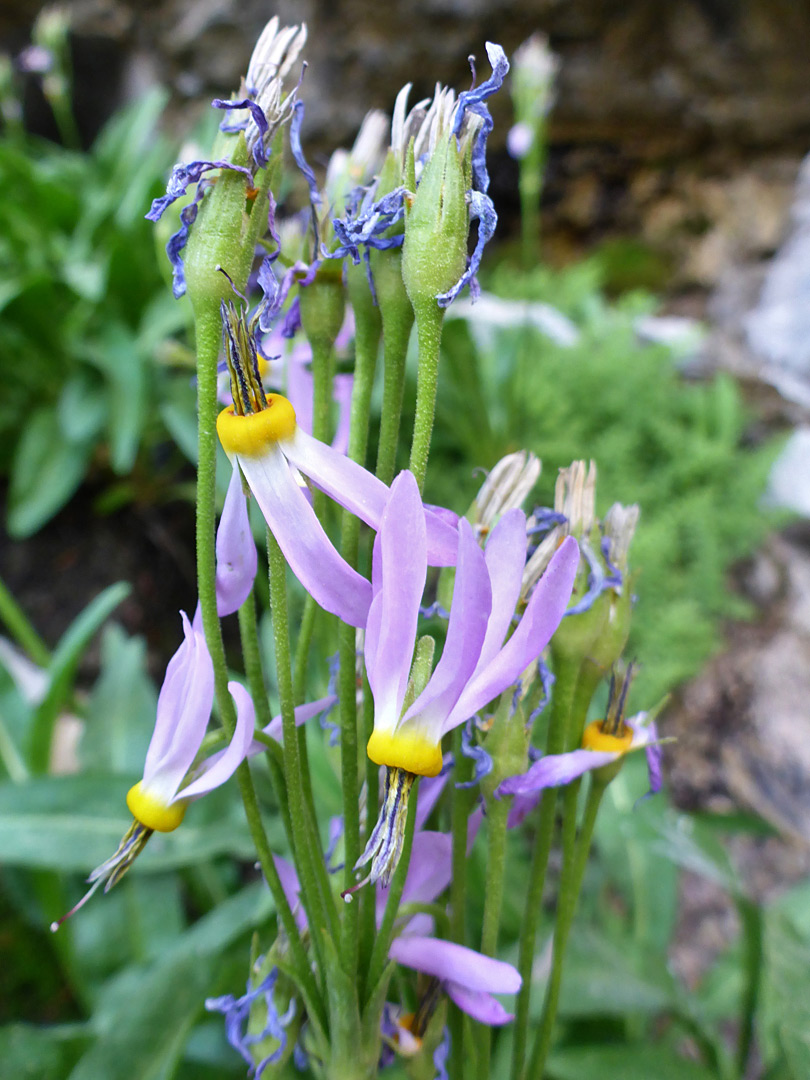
59,373,107,443
86,325,147,475
28,582,130,773
595,758,679,955
556,927,675,1018
0,1023,87,1080
760,911,810,1077
0,775,258,871
81,624,157,774
68,954,211,1080
7,405,92,537
547,1043,716,1080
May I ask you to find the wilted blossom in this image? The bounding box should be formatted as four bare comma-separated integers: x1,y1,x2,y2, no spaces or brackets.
470,449,541,537
330,43,508,305
206,966,297,1076
146,17,306,296
522,460,638,616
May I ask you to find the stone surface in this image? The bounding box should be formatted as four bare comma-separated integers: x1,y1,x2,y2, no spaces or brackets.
8,0,810,286
666,531,810,843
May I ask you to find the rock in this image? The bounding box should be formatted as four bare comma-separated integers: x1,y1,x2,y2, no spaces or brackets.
666,532,810,843
745,155,810,406
765,427,810,518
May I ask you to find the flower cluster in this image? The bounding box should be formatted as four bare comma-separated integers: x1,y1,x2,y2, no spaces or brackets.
53,20,665,1080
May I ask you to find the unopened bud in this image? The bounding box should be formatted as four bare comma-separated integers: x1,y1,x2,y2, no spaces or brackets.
401,133,468,311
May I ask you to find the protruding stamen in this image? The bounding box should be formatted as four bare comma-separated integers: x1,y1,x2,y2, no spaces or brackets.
221,299,267,417
603,661,636,736
50,820,153,932
343,767,415,896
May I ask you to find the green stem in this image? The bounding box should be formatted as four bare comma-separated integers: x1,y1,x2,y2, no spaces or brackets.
408,300,444,493
518,132,546,270
193,304,320,1017
449,727,474,1080
450,726,473,945
480,795,511,956
237,597,294,843
511,658,580,1080
237,595,272,729
477,795,512,1080
359,673,378,993
292,595,319,703
0,575,50,667
374,255,414,486
528,778,606,1079
337,292,379,976
267,530,339,965
735,897,763,1079
366,779,419,995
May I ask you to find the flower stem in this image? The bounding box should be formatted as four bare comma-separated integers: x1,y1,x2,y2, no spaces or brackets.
374,251,414,486
476,793,511,1080
337,279,380,976
510,656,580,1080
448,727,474,1080
408,299,444,493
193,301,320,1017
366,778,420,996
267,531,339,960
527,777,606,1079
237,596,293,841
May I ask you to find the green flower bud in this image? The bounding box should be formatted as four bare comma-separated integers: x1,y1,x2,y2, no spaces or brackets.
299,263,346,354
401,133,468,312
182,136,261,318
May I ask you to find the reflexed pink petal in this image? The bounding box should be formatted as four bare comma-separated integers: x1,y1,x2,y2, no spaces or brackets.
365,471,426,730
476,509,527,669
445,982,514,1025
143,612,214,796
388,936,521,994
283,427,389,526
496,747,618,797
215,464,258,617
423,507,461,567
254,695,337,748
402,520,490,734
176,680,255,799
443,536,579,732
238,444,371,626
284,429,458,566
628,714,662,795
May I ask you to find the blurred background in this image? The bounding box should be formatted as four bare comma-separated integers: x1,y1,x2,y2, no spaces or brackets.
3,2,810,1078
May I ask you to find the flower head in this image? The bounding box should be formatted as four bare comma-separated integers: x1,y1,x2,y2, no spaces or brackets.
389,937,521,1026
50,619,256,930
146,17,305,298
497,666,663,804
217,310,458,626
364,471,578,777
